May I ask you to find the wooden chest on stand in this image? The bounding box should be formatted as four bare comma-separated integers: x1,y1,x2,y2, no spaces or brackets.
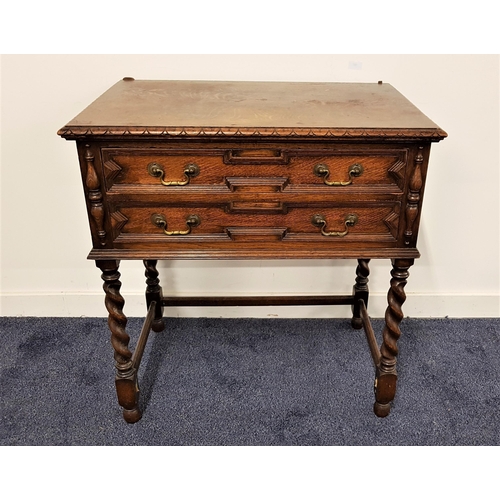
59,79,446,422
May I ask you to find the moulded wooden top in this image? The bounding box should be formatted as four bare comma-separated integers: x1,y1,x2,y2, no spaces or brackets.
58,79,447,140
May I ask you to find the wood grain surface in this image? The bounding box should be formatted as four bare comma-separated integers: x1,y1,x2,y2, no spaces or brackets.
59,79,447,139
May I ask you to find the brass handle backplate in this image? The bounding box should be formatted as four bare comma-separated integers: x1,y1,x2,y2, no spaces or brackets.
147,162,200,186
311,213,358,237
314,163,364,186
151,213,201,235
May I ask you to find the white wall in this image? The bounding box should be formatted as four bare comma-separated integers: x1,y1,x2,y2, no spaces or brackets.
1,54,499,318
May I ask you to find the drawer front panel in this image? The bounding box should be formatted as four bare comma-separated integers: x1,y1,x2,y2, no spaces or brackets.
110,204,401,244
101,148,407,192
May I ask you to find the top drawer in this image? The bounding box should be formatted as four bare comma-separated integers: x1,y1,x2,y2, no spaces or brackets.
101,147,408,192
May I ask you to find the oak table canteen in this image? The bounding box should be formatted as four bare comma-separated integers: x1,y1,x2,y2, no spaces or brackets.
58,79,447,423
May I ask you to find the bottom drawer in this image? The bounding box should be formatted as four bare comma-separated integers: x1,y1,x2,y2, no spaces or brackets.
109,204,401,245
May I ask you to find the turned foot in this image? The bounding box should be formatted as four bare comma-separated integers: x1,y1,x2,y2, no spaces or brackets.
152,318,165,332
123,408,142,423
374,369,398,417
351,317,363,330
374,402,391,418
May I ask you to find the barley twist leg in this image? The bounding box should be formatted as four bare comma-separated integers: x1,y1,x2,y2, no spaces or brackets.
97,260,141,423
351,259,370,329
374,258,413,417
144,259,165,332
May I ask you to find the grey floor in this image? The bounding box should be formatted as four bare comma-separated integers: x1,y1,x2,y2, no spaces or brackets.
1,316,499,445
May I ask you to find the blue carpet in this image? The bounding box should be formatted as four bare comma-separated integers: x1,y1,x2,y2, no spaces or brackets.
0,317,499,445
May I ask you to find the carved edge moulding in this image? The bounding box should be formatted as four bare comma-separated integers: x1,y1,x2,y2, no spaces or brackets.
58,125,447,140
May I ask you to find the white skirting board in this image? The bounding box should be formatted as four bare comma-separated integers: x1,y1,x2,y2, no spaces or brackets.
1,292,498,318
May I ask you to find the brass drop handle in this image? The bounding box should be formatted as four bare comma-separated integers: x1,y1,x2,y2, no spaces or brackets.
147,162,200,186
314,163,364,186
151,213,201,235
312,213,358,237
